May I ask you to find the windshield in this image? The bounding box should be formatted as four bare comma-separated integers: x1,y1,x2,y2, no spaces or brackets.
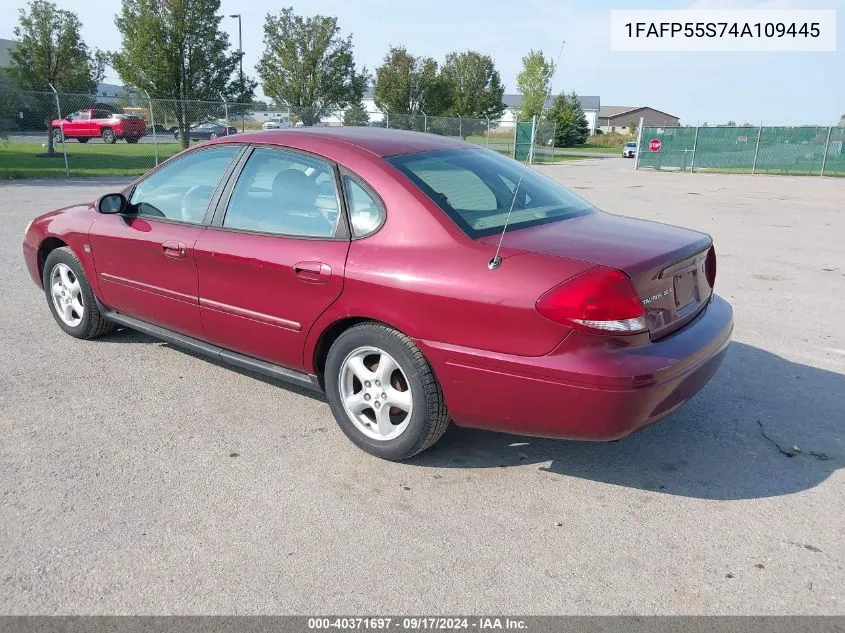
626,142,637,147
386,149,595,238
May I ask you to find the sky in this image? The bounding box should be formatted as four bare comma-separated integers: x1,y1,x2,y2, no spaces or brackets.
1,0,842,125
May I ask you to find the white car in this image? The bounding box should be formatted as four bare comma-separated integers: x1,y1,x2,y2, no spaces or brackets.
623,141,638,158
262,118,290,130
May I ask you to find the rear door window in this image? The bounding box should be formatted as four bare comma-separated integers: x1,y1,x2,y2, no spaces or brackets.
222,147,341,238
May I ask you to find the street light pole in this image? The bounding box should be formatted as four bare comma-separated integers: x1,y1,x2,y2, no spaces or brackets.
230,14,243,131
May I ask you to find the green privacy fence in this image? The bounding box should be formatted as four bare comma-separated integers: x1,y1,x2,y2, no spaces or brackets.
636,125,845,177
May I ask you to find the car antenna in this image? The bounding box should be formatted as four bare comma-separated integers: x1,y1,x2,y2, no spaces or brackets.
489,40,565,271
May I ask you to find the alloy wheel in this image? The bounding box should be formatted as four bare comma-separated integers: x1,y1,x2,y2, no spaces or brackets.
339,346,413,441
50,263,84,327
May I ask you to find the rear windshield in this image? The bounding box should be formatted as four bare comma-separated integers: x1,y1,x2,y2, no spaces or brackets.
386,148,595,238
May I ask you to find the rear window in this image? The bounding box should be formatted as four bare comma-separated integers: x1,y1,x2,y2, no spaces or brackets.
386,149,594,238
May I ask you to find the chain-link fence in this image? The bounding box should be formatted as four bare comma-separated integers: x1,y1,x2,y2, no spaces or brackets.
0,89,567,178
636,125,845,177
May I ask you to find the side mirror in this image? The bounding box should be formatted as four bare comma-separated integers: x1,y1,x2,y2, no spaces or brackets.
97,193,127,214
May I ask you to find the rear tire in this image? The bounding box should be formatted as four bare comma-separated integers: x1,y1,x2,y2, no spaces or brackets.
126,137,139,144
324,322,450,461
101,128,116,144
43,247,114,340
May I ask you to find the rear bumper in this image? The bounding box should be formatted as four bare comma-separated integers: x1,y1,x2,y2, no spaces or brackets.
417,294,733,440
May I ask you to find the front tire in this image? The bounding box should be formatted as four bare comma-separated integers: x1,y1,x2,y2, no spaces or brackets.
101,128,116,144
324,322,449,460
43,247,114,340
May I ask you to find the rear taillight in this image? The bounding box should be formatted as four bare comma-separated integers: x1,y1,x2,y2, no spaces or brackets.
536,267,647,335
705,246,717,288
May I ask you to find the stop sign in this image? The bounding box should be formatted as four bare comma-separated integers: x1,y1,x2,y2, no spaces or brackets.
648,138,662,152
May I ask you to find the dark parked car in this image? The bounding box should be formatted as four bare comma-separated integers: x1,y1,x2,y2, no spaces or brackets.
174,122,238,140
23,128,732,461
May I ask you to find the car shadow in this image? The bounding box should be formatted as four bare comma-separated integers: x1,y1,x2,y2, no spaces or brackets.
409,342,844,500
101,329,842,500
100,326,327,402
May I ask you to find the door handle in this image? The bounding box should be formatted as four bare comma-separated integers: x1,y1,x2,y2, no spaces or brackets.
162,240,186,259
294,261,331,284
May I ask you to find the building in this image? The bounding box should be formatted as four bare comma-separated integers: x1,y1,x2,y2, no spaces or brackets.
0,38,14,67
501,94,600,133
361,88,383,123
355,89,601,131
598,106,680,134
93,83,129,103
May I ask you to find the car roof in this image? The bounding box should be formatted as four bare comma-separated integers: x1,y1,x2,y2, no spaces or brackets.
211,127,477,157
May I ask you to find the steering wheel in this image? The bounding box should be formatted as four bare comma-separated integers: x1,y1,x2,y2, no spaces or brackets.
181,185,214,223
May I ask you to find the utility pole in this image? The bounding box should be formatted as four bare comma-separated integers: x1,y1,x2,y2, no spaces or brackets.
230,14,244,131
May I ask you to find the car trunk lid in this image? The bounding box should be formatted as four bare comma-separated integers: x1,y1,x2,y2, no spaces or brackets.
479,212,714,339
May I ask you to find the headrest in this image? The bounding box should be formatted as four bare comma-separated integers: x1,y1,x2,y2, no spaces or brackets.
272,169,318,209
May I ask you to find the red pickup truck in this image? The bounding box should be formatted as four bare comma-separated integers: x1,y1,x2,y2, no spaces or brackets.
52,109,147,144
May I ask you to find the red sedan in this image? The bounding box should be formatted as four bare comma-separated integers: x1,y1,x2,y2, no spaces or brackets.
23,128,732,460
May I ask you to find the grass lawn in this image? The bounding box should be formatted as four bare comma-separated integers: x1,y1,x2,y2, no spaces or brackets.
557,144,622,154
659,166,845,177
2,136,608,180
0,141,184,179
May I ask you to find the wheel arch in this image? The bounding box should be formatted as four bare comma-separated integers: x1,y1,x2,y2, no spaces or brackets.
37,236,69,282
309,316,419,382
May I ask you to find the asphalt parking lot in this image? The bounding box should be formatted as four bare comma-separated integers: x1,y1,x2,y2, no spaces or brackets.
1,157,843,614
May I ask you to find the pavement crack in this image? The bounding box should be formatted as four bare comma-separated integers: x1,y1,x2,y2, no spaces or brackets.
786,540,823,553
756,420,833,462
757,420,797,457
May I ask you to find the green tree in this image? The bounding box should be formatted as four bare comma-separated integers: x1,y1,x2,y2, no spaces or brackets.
547,92,589,147
227,73,258,127
9,0,105,155
439,50,504,138
725,120,737,127
0,70,23,141
112,0,243,148
627,119,638,137
440,50,505,120
515,50,554,122
373,46,451,129
343,101,370,127
257,8,366,127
